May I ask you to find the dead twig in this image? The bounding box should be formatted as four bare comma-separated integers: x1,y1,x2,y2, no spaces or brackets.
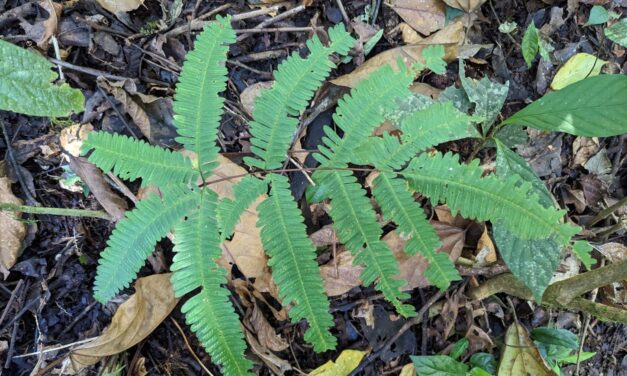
48,58,135,81
236,5,306,42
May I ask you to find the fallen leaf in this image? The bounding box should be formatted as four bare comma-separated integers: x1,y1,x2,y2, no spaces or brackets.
66,274,178,373
245,330,292,375
475,227,497,266
571,137,599,167
246,303,289,352
605,18,627,48
353,301,375,328
399,363,417,376
399,23,423,44
387,0,446,36
550,53,607,90
20,0,62,49
309,349,368,376
598,242,627,263
331,21,463,88
97,0,144,13
443,0,486,12
498,323,555,376
320,221,464,295
240,81,273,117
68,155,127,221
0,165,26,279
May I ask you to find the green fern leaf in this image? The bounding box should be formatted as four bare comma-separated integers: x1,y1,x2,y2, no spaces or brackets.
171,189,253,375
402,152,580,244
94,185,199,303
81,131,197,187
217,175,267,240
314,63,414,167
173,15,236,177
371,172,460,290
245,25,354,170
317,169,415,317
257,174,336,351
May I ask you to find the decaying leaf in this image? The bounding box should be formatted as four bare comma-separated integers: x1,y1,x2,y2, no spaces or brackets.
0,164,26,279
399,362,417,376
309,349,368,376
245,330,292,375
443,0,487,12
386,0,446,36
571,137,600,167
246,303,289,352
331,21,463,88
474,227,497,266
66,273,178,373
240,81,274,117
498,323,555,376
97,0,144,13
598,242,627,263
550,53,607,90
59,123,94,158
320,221,464,296
20,0,62,49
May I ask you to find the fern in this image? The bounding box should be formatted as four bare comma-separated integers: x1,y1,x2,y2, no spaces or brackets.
257,174,336,351
82,132,197,187
171,189,253,375
317,169,415,317
371,172,460,290
94,185,199,303
245,25,354,170
217,175,267,240
173,15,236,177
402,152,580,244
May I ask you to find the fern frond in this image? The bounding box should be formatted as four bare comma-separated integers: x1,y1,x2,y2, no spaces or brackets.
81,131,197,187
173,16,235,177
317,169,415,317
314,63,414,167
245,25,354,170
371,172,460,290
257,174,336,351
94,185,199,303
171,189,253,375
402,152,580,244
217,175,267,240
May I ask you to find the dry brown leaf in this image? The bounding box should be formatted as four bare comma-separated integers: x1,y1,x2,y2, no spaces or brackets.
572,137,600,167
68,155,127,221
240,81,273,117
245,330,292,375
399,23,423,44
20,0,62,49
0,165,26,279
66,273,178,373
475,227,497,266
498,323,555,376
321,221,464,296
59,123,94,158
97,0,144,13
442,0,486,12
399,363,417,376
598,243,627,263
246,303,289,352
129,357,148,376
387,0,446,36
331,21,463,88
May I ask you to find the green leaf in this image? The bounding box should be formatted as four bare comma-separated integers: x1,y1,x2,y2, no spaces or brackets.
459,60,509,129
449,338,469,360
402,152,579,245
559,351,596,364
522,22,540,67
470,352,496,374
605,18,627,48
364,29,384,56
173,15,235,177
572,240,596,269
531,327,579,350
423,45,447,74
491,124,527,149
81,131,197,187
0,39,84,117
257,174,337,351
493,140,561,301
217,175,267,240
501,75,627,137
468,368,491,376
585,6,609,26
439,85,471,113
94,185,199,303
410,355,468,376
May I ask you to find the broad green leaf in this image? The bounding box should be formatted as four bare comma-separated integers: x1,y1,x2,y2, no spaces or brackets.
449,338,469,360
559,351,596,364
605,18,627,48
459,60,509,129
498,323,555,376
439,85,471,113
494,140,561,301
572,240,596,269
470,352,496,374
491,123,527,149
410,355,468,376
501,75,627,137
531,327,579,350
0,40,84,117
522,22,539,67
551,53,606,90
423,45,447,75
585,6,609,26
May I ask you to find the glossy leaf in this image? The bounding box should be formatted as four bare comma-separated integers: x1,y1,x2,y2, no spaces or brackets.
411,355,468,376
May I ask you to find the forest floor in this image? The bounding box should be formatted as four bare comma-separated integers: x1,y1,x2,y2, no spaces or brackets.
0,0,625,375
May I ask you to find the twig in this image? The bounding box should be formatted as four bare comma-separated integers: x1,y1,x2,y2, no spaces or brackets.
586,196,627,227
235,26,323,34
335,0,350,25
0,279,23,327
236,5,306,42
289,157,315,186
0,202,111,220
12,337,97,358
234,49,287,63
50,36,64,81
170,318,215,376
1,120,37,205
48,58,134,81
226,60,273,79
